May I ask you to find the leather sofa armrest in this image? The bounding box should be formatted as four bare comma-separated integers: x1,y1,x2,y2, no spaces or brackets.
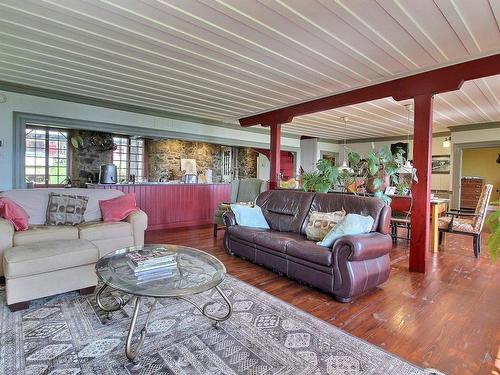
125,210,148,246
332,232,392,261
0,218,15,277
222,211,237,227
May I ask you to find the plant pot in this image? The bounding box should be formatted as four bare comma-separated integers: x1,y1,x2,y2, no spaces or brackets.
345,177,365,193
366,170,390,194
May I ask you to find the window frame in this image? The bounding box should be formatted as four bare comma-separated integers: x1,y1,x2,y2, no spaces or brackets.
112,136,146,182
24,125,70,188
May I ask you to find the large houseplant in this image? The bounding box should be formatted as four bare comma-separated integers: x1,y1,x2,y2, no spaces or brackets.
302,159,338,193
486,210,500,262
341,146,413,204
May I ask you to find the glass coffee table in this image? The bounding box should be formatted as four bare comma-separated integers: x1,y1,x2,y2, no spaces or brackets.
95,244,232,365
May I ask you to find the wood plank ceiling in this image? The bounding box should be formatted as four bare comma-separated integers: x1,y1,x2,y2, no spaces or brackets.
0,0,499,140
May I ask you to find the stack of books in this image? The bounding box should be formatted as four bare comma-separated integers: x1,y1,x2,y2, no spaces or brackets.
127,248,178,282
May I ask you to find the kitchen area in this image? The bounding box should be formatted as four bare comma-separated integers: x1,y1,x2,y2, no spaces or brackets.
27,127,268,230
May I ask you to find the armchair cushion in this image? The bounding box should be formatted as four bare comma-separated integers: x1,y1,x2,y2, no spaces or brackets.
438,216,475,233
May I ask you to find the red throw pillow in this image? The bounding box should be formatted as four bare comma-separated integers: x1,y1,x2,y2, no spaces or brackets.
0,197,30,231
99,193,139,222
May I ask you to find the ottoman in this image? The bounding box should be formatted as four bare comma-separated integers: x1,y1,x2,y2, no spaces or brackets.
3,239,99,311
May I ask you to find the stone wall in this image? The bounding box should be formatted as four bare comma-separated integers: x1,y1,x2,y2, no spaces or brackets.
71,130,114,187
147,139,223,181
237,147,258,179
147,140,258,182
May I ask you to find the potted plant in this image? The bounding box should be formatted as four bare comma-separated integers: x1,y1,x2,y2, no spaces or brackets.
341,146,412,204
302,159,338,193
486,210,500,262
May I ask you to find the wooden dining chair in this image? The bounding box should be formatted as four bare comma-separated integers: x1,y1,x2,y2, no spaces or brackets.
438,184,493,257
390,196,413,243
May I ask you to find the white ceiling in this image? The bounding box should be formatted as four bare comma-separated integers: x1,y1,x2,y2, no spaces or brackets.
0,0,499,140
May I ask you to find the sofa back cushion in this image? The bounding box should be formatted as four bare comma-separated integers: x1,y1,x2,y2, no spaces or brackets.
1,188,124,225
306,193,385,234
256,190,315,233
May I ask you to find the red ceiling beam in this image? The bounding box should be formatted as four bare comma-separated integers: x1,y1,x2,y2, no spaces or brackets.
239,53,500,127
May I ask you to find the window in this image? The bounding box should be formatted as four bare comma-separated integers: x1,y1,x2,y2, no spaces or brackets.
112,136,145,182
25,126,69,186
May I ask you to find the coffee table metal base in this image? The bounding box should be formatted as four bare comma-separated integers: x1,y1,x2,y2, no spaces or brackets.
95,283,233,365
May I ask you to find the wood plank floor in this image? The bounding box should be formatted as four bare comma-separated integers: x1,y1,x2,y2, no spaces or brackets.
146,226,500,375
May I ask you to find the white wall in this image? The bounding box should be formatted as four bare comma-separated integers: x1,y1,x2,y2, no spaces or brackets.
0,90,300,190
299,138,318,172
257,154,270,181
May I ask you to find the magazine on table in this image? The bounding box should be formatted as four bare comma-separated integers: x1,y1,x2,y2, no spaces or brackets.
128,259,178,274
127,247,177,267
135,267,178,283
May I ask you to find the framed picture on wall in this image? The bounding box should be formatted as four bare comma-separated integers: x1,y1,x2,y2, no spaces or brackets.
322,153,336,165
432,155,451,174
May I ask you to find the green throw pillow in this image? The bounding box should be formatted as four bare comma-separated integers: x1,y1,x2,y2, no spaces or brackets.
317,213,374,247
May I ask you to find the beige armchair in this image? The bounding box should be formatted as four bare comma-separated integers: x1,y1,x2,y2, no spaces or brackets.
213,178,267,236
438,184,493,257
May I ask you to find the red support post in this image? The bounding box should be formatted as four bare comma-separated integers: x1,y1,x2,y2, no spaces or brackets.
269,124,281,190
410,94,434,273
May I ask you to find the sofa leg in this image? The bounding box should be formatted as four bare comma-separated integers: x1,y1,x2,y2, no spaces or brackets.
334,295,353,303
213,223,218,237
79,286,96,295
9,301,30,311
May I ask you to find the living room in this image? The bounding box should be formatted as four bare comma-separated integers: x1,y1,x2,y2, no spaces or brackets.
0,1,499,375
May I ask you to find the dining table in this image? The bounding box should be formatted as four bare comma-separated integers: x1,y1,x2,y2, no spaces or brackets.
390,195,450,252
430,198,450,252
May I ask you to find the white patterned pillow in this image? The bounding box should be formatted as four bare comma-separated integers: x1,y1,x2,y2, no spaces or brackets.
306,210,346,241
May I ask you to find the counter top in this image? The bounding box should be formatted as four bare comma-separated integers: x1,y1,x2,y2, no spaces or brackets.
89,182,230,187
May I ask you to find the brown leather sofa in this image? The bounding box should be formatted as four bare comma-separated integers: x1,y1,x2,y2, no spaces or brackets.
223,190,392,302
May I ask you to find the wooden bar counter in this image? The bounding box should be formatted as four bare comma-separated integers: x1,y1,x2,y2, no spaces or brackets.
94,183,231,231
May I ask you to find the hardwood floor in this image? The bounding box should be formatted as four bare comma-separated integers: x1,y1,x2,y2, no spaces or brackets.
146,226,500,375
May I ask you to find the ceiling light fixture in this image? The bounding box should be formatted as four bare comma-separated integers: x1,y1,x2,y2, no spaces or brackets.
397,104,415,174
338,116,353,173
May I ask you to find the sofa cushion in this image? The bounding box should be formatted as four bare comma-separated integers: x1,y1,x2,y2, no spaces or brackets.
13,225,79,246
230,204,270,229
305,210,346,241
256,190,315,233
46,193,89,226
307,193,384,233
99,193,139,222
227,225,270,243
3,239,99,278
254,231,306,254
1,188,124,225
78,221,132,241
287,240,333,267
0,197,29,231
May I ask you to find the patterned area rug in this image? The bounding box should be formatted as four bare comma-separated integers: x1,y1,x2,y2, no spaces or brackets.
0,276,443,375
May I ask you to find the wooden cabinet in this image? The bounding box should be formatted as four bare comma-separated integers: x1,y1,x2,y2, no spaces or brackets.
460,177,484,210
